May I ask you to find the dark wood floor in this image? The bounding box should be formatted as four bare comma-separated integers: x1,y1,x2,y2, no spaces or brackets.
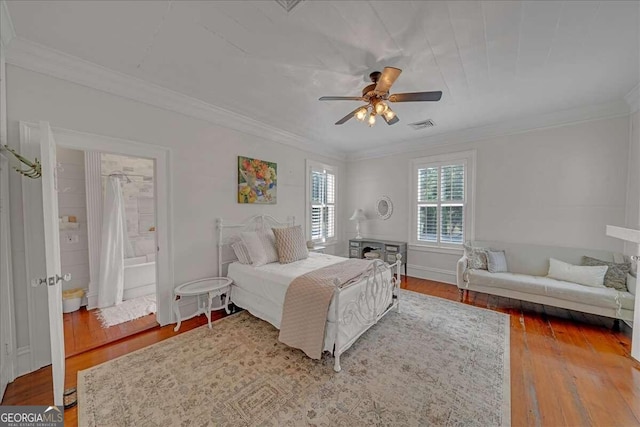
63,307,158,357
3,276,639,426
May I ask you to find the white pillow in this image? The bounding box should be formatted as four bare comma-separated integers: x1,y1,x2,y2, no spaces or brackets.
547,258,608,288
231,241,252,265
627,273,636,296
240,232,266,266
240,229,278,267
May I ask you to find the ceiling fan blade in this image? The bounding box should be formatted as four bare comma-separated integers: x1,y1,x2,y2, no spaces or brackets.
319,96,366,101
374,67,402,94
382,113,400,126
335,106,367,125
388,91,443,102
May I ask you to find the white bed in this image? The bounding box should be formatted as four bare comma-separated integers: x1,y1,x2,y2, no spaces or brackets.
218,215,402,372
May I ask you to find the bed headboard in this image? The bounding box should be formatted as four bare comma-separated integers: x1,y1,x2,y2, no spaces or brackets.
217,215,295,276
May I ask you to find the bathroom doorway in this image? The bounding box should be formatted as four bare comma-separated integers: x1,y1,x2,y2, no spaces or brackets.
20,122,172,374
58,147,159,356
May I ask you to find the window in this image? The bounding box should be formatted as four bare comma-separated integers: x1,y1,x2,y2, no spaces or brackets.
306,161,337,243
411,151,475,248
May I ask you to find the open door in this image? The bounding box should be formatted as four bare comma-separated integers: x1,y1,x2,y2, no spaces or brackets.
37,121,66,406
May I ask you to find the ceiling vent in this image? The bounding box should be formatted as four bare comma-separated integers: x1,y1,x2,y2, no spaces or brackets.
408,119,435,130
275,0,304,13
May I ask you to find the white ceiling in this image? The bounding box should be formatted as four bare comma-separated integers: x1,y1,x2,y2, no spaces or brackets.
5,0,640,153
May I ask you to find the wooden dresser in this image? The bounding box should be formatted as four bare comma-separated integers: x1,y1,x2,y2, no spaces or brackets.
348,238,407,276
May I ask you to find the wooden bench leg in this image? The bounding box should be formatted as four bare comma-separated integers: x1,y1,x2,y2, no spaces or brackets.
613,319,621,331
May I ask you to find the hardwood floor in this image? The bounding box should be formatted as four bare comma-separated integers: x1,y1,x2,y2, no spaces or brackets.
3,276,639,426
64,307,158,357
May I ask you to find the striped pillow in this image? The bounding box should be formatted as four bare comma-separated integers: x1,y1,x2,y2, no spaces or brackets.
231,241,252,265
272,225,309,264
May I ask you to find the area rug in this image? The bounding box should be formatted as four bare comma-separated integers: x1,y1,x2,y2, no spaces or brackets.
79,290,510,426
95,294,156,328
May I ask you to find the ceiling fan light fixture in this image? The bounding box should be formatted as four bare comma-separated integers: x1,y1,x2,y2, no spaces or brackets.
368,113,376,127
375,101,388,115
384,108,396,120
355,107,367,121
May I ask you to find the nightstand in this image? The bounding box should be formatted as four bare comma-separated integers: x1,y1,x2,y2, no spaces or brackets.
309,246,326,254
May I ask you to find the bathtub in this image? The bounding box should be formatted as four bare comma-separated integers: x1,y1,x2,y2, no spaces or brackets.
123,254,156,301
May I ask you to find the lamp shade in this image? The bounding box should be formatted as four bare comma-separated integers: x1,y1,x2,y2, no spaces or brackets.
349,209,367,221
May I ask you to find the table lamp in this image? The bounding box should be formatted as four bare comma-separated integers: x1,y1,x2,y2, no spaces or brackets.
350,209,367,239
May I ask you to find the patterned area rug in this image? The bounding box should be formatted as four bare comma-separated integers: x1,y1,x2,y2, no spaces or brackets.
96,295,156,328
79,290,510,426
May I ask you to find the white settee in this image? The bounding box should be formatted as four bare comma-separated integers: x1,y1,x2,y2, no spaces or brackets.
456,241,636,322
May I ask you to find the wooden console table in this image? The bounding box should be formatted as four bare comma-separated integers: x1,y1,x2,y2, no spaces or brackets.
349,238,407,276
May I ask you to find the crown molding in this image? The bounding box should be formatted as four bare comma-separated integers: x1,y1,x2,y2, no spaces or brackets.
625,83,640,113
347,100,631,161
5,37,345,161
0,1,15,48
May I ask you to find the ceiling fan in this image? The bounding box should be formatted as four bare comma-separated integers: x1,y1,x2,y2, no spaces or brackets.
319,67,442,127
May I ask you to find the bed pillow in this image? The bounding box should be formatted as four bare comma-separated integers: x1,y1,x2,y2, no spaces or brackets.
486,250,508,273
627,274,636,296
272,225,309,264
463,243,488,270
241,231,268,266
231,241,252,265
580,256,631,291
547,258,608,288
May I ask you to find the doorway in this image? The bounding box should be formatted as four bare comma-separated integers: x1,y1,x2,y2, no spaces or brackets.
19,122,173,376
57,147,159,356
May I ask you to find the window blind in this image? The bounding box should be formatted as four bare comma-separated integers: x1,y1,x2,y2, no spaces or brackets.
310,169,336,242
416,163,465,244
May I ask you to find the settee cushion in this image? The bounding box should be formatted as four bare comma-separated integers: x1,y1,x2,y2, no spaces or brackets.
581,256,630,291
467,269,635,311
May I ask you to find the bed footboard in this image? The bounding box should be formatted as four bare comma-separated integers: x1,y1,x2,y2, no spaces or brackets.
332,254,402,372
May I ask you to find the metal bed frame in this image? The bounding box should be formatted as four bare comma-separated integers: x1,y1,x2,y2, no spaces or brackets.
217,214,402,372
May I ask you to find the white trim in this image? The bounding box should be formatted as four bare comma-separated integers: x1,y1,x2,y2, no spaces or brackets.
406,264,457,285
20,122,174,327
408,245,463,256
5,37,344,161
84,152,102,310
625,84,640,114
409,149,476,249
305,159,338,245
348,101,631,161
16,346,31,377
0,1,15,49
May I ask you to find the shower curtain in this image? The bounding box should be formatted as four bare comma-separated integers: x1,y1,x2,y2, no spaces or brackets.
97,176,135,308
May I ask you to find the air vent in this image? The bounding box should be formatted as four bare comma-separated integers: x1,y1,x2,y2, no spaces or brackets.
275,0,304,12
408,119,435,130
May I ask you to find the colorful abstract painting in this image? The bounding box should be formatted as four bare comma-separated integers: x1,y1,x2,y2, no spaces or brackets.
238,156,277,204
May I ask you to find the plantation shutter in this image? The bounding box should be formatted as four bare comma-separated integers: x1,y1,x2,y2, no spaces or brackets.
310,167,336,242
416,163,465,244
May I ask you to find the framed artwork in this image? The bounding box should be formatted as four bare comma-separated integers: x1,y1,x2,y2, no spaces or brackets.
238,156,277,204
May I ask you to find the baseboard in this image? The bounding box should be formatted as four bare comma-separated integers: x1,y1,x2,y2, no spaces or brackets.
86,290,97,310
16,346,31,377
407,264,457,285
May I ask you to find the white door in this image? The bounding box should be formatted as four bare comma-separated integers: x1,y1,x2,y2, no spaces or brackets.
38,121,66,406
0,152,15,400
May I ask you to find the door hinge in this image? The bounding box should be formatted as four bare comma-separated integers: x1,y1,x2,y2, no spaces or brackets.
5,343,9,356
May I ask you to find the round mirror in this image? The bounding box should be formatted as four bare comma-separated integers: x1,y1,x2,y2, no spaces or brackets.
376,196,393,220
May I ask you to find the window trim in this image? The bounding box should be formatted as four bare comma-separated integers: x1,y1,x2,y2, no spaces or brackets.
305,159,338,245
409,150,476,250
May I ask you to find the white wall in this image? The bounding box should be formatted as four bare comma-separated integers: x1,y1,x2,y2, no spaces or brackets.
56,146,90,292
625,112,640,261
6,65,347,350
346,116,631,283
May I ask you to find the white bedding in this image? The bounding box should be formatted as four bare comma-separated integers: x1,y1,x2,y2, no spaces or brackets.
227,252,393,353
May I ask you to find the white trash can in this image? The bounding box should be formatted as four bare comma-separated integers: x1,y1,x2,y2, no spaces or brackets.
62,288,85,313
